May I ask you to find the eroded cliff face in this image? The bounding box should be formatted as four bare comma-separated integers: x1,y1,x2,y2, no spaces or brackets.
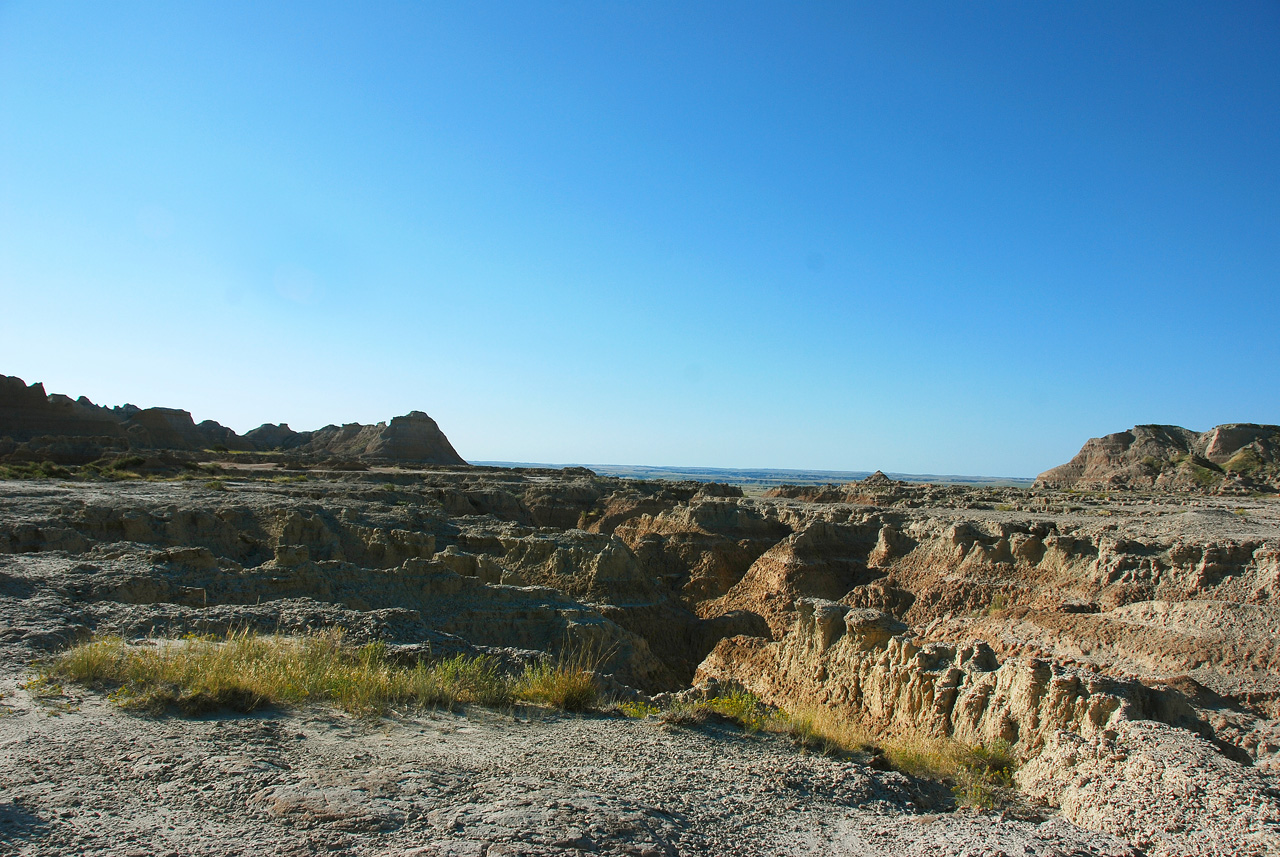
696,598,1257,760
2,460,1279,854
695,599,1280,854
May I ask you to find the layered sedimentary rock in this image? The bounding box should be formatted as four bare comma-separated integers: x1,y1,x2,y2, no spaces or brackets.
0,374,465,465
1037,423,1280,492
3,416,1280,855
696,599,1280,854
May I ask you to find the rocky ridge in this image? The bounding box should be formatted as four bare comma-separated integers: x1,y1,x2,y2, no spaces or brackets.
1036,423,1280,493
1,407,1279,853
0,374,466,466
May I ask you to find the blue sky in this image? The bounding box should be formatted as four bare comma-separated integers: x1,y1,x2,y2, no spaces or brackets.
1,2,1277,476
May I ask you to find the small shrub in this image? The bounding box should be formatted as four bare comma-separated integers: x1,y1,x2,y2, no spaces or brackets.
204,480,227,491
616,699,661,718
706,689,771,732
658,702,711,727
657,689,773,733
950,741,1017,810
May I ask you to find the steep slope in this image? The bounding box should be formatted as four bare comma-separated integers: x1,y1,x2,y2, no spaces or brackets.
1036,423,1280,492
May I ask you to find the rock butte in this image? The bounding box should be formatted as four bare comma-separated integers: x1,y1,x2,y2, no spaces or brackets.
1,374,1277,856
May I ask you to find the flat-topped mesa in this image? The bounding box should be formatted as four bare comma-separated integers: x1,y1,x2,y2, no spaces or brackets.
0,373,467,465
1036,423,1280,493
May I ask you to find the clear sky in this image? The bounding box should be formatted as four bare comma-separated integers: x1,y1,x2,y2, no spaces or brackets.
1,2,1277,476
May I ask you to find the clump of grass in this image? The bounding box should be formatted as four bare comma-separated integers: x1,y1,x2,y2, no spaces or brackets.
656,689,774,733
878,733,1017,810
984,592,1009,616
652,691,1020,810
45,631,612,717
204,479,228,491
78,455,148,481
515,659,598,712
773,705,875,756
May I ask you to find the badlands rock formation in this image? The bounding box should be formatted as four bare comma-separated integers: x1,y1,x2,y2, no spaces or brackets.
0,375,466,465
1036,422,1280,493
1,402,1278,854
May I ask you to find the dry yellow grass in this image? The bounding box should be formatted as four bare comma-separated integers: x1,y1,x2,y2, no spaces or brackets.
514,661,598,711
47,631,596,716
651,690,1018,810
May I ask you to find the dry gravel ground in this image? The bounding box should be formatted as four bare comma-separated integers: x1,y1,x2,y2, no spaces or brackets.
0,674,1137,857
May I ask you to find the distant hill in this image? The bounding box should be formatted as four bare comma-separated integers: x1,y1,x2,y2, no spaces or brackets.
1036,424,1280,493
0,374,466,466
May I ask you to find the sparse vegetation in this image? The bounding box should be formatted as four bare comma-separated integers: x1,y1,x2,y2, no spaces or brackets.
1187,463,1222,489
616,699,661,718
652,690,1020,810
0,461,73,480
515,658,599,711
1140,455,1167,474
773,704,874,756
1224,448,1265,475
874,733,1017,810
204,479,228,491
44,631,608,717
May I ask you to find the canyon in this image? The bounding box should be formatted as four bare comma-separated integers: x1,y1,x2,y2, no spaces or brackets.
1,375,1277,856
